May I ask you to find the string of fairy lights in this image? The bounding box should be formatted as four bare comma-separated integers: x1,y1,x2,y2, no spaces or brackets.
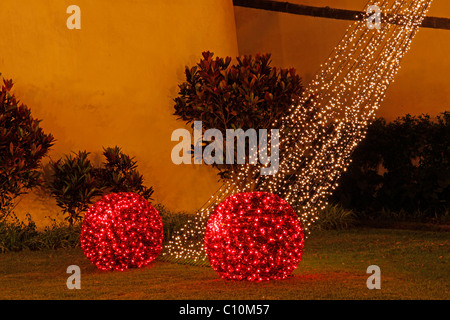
293,0,431,227
265,0,433,229
161,0,434,265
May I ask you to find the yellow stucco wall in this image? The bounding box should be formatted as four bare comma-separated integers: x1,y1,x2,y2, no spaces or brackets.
0,0,238,226
234,0,450,120
2,0,449,227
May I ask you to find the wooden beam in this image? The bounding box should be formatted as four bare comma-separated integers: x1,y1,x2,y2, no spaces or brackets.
233,0,450,30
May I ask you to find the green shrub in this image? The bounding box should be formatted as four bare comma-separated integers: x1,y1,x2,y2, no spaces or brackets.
359,207,450,224
311,205,356,230
38,219,81,250
0,213,38,252
0,77,54,220
0,214,80,253
173,51,304,183
333,112,449,219
154,203,190,243
48,147,154,225
98,146,154,200
49,151,103,226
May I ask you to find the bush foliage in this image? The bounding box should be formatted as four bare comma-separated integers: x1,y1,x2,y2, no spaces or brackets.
49,151,103,226
0,213,81,253
154,204,191,243
99,146,154,200
332,112,449,218
49,147,154,225
0,77,54,219
174,51,304,181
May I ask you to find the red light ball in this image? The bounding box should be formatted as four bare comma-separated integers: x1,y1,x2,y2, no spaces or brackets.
205,191,304,281
81,192,163,271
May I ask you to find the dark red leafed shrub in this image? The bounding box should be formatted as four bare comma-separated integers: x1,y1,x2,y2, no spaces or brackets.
0,77,54,219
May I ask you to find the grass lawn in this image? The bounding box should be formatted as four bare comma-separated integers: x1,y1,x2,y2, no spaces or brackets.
0,228,448,300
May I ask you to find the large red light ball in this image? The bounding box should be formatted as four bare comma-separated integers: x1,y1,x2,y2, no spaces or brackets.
205,191,304,281
81,192,163,271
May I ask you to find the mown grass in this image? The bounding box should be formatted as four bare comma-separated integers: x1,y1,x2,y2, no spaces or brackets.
0,228,448,300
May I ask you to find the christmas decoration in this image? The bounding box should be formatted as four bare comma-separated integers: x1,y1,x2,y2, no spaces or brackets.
81,192,163,271
205,192,304,281
162,0,434,265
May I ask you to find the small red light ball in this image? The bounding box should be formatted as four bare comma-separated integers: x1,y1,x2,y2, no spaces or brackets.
205,191,304,281
81,192,163,271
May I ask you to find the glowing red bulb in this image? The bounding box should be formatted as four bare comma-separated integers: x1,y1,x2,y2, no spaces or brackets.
205,192,304,281
81,192,163,271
